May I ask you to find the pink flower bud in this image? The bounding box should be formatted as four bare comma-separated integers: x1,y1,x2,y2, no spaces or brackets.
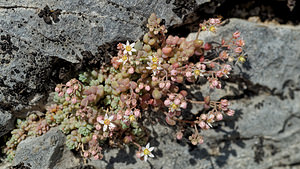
212,79,218,87
74,84,79,90
58,92,64,97
169,94,175,100
185,71,192,77
171,69,177,76
128,67,135,74
96,124,101,130
200,114,207,120
145,85,151,91
139,83,144,89
234,47,243,53
216,71,223,77
226,109,235,116
176,131,183,140
221,99,228,106
219,51,229,60
152,76,158,82
174,99,181,105
84,152,89,158
209,18,216,24
162,47,172,55
125,109,131,116
94,154,99,160
66,87,73,95
233,31,241,39
172,62,179,68
93,134,97,140
136,151,141,158
198,137,204,144
236,39,245,47
132,99,137,106
117,113,122,120
180,101,187,109
204,43,212,50
134,109,140,117
164,99,170,106
55,87,60,92
97,116,104,123
216,113,223,121
71,97,77,104
66,81,72,87
126,100,131,105
199,121,206,129
66,96,70,101
165,81,171,89
159,82,165,88
135,88,140,93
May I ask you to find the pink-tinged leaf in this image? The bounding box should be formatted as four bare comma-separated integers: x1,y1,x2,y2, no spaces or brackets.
166,116,176,125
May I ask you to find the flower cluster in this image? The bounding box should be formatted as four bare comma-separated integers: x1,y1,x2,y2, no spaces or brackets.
4,14,245,163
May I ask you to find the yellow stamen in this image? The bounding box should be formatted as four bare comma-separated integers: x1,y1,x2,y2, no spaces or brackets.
122,55,128,61
209,26,216,32
129,115,135,121
194,69,201,76
171,103,178,110
126,45,132,51
104,119,110,125
152,57,158,63
151,64,157,70
144,148,150,155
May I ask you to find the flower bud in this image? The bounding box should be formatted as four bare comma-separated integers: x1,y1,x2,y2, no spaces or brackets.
204,43,212,50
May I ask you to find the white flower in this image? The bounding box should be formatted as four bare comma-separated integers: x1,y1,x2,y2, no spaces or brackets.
192,68,205,78
124,111,136,122
146,59,163,76
148,55,159,63
117,55,129,65
169,102,181,112
123,40,136,56
98,114,116,132
141,143,154,161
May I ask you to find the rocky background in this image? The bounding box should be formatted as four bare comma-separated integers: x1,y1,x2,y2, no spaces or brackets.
0,0,300,169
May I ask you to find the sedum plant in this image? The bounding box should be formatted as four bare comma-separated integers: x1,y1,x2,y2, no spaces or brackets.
3,14,246,162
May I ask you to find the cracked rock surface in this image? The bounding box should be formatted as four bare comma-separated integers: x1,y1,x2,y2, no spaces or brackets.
1,1,300,169
0,0,200,136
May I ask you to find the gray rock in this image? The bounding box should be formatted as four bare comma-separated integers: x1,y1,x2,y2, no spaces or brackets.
13,128,66,169
187,19,300,95
0,0,209,118
0,109,15,137
83,19,300,169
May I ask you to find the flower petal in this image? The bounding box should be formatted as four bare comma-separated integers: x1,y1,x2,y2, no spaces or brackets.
128,51,132,55
148,147,154,151
108,115,114,121
103,125,107,131
130,43,135,47
144,155,148,161
149,153,154,158
104,114,108,119
140,152,144,157
146,66,152,70
126,41,130,46
109,123,116,128
146,143,150,149
99,120,104,124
